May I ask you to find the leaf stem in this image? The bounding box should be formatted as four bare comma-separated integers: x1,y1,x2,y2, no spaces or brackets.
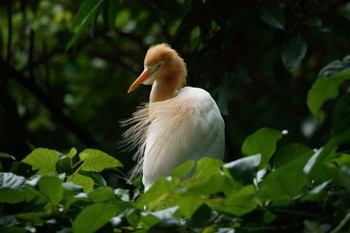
72,160,85,176
330,211,350,233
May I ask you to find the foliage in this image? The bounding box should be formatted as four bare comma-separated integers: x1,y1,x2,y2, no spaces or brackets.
1,97,350,232
1,0,350,232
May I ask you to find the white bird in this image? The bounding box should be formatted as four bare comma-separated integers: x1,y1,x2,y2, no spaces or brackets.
123,43,225,191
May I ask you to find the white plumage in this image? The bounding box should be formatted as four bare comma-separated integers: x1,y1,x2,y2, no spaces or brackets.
123,44,225,191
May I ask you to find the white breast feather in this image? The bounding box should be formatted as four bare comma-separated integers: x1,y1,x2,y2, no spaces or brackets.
122,87,225,190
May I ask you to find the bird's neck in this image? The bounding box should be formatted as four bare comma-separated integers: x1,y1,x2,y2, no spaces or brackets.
150,78,179,103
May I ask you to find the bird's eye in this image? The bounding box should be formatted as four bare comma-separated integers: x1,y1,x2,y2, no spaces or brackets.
156,62,163,70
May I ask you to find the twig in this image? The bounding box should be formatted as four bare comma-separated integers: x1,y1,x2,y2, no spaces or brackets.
330,211,350,233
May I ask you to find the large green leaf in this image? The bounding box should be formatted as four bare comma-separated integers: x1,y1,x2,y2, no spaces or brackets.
260,161,308,204
72,202,120,233
273,143,313,167
260,3,285,30
242,127,283,168
281,34,307,72
38,176,63,205
223,154,261,185
307,70,350,122
22,148,59,174
206,185,258,216
79,149,122,172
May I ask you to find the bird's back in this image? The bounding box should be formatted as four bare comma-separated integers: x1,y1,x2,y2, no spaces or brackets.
142,86,225,190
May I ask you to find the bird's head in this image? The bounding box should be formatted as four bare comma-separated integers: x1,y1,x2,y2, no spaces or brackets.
128,43,187,93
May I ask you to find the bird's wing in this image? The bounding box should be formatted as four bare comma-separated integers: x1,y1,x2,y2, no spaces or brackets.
142,87,225,188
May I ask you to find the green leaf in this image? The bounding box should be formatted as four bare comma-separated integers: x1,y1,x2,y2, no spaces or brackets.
146,207,182,232
260,4,285,30
0,215,17,228
88,187,116,202
302,180,331,201
206,185,258,216
186,173,230,195
307,70,350,122
176,195,204,219
260,161,308,204
242,127,283,168
273,143,313,167
191,158,223,180
304,129,350,178
38,176,63,205
282,34,307,72
223,154,261,185
332,91,350,135
0,226,27,233
318,55,350,77
183,158,227,194
171,160,195,178
72,202,120,233
190,204,213,227
102,0,118,29
0,188,25,203
88,172,108,187
71,0,103,31
22,148,59,174
56,156,73,174
67,0,104,50
137,177,180,209
304,17,322,28
149,206,179,221
79,149,122,172
68,173,95,192
0,152,15,160
66,147,77,159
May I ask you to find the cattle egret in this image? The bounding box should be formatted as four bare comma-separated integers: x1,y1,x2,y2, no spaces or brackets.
123,43,225,191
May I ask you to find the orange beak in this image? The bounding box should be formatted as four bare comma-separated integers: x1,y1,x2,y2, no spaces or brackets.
128,69,152,93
